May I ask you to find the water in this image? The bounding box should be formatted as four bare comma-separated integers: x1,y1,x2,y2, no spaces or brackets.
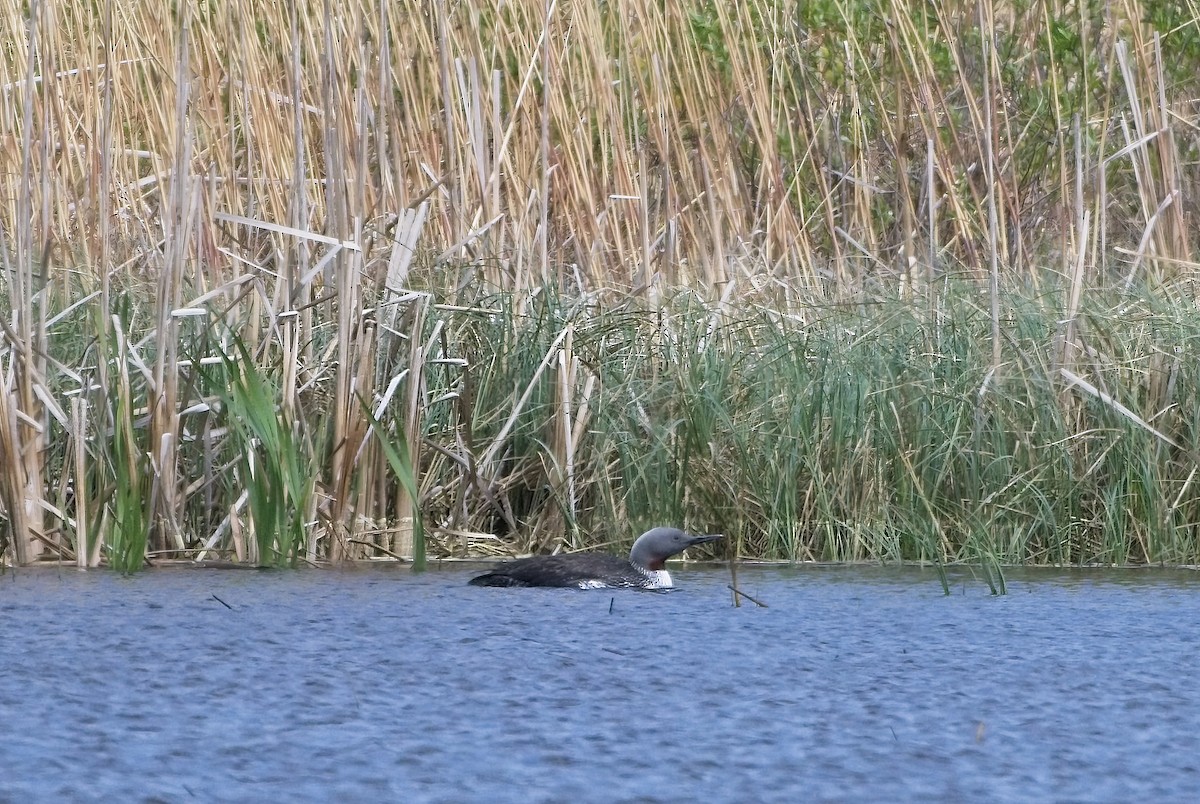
2,564,1198,802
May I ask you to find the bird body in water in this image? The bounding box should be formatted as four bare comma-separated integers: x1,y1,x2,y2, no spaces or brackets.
468,527,723,589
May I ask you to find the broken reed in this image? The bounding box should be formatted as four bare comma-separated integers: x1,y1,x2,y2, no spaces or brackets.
1,0,1199,567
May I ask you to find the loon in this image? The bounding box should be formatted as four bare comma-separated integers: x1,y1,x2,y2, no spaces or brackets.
468,527,724,589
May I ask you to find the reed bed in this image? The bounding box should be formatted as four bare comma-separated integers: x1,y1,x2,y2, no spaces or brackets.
0,0,1198,569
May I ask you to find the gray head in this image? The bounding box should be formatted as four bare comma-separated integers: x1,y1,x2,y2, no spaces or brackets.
628,527,724,570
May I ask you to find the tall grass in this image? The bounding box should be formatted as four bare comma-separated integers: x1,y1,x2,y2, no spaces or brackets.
1,1,1199,568
217,340,314,567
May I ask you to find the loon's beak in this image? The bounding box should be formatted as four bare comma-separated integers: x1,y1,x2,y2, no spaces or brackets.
686,533,724,549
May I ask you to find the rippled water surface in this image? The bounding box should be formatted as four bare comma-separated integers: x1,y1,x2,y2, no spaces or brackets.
2,564,1199,802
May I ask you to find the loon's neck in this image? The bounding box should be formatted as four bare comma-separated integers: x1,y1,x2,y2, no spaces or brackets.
643,568,673,589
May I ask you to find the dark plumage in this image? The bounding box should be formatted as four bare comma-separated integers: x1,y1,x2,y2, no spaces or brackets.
468,527,723,589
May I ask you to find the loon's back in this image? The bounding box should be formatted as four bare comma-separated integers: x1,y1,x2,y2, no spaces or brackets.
468,553,655,589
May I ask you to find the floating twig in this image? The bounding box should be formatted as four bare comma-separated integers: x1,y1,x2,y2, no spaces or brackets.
727,584,768,608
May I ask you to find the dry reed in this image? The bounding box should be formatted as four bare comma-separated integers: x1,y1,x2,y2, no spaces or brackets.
0,0,1198,567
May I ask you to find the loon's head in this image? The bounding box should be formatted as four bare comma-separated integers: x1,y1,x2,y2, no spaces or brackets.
628,527,724,571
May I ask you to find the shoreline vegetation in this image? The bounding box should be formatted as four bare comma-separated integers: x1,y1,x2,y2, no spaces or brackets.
1,1,1200,575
